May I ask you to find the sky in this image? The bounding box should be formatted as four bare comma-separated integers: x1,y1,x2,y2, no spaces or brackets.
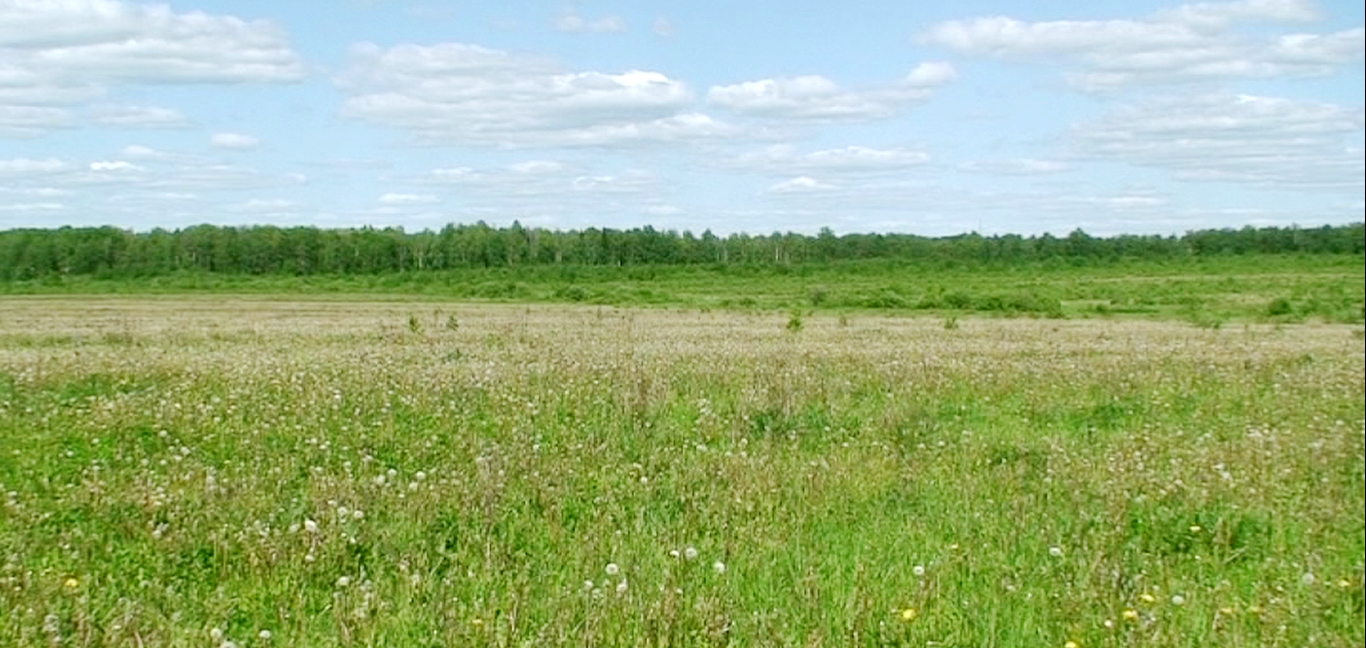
0,0,1362,236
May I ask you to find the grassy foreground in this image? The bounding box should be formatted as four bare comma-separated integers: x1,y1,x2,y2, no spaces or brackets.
0,298,1362,647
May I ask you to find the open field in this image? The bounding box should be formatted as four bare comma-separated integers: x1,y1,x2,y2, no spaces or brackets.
4,254,1363,325
0,298,1362,646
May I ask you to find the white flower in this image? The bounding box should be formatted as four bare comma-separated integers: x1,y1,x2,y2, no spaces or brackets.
683,546,699,561
912,565,925,577
1170,594,1185,605
258,629,272,640
616,579,629,594
712,561,726,574
336,506,349,518
1301,572,1316,586
605,563,619,576
336,576,351,588
414,471,427,482
210,628,224,641
352,509,364,520
1049,546,1063,558
583,580,594,591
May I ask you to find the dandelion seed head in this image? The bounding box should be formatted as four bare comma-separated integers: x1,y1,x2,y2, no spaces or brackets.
912,565,925,577
605,563,619,576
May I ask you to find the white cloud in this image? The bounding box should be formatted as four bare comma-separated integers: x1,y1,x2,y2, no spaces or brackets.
767,176,837,194
555,11,627,34
119,145,172,160
337,42,737,147
959,158,1071,175
1074,93,1365,189
90,104,189,128
211,132,261,149
0,104,72,136
732,145,931,174
89,160,144,172
378,192,439,204
509,160,565,174
0,157,66,173
652,16,675,38
0,0,303,136
707,63,955,121
920,0,1362,89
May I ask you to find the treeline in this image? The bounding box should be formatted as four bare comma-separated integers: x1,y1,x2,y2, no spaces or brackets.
0,221,1361,280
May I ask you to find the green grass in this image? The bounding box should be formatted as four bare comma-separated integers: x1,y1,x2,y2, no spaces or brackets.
0,299,1361,646
2,254,1362,324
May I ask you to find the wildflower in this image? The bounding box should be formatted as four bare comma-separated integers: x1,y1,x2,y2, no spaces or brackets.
258,630,272,640
1247,605,1263,614
1338,579,1352,588
1139,593,1156,604
1049,546,1063,558
336,576,351,588
712,561,726,574
1189,525,1201,533
351,509,364,520
1170,594,1185,605
210,628,224,641
1219,606,1235,615
1065,641,1080,648
1122,609,1139,621
900,607,918,621
683,546,698,561
912,565,925,577
1300,572,1315,586
470,618,483,626
303,519,318,533
616,579,629,595
583,580,593,591
63,578,78,589
605,563,619,576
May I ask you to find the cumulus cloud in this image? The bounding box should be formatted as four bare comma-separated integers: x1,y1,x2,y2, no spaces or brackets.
555,10,627,34
919,0,1362,90
959,158,1071,175
89,160,144,172
1074,93,1365,188
731,145,931,174
337,42,739,146
707,62,956,121
766,176,837,194
89,104,189,128
211,132,261,149
0,157,66,173
0,0,303,136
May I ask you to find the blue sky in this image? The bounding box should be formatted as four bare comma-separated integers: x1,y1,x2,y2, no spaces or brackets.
1,0,1362,236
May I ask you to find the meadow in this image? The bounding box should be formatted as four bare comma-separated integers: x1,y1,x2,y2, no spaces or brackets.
0,297,1362,647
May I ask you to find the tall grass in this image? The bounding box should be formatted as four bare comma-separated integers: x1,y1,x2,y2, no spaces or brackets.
0,299,1361,646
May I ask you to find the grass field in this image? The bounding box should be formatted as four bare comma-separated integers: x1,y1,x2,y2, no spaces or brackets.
4,254,1363,325
0,297,1362,647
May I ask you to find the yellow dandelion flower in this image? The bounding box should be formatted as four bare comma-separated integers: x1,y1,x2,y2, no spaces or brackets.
1065,641,1080,648
900,607,918,621
470,618,483,626
1337,579,1352,589
1219,607,1236,616
1138,593,1156,604
1122,609,1139,621
63,578,79,589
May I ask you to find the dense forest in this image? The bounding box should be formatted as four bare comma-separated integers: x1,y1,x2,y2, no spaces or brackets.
0,222,1361,280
